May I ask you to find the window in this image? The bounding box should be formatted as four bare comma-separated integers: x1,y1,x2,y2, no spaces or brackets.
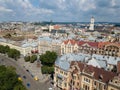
56,68,58,71
60,70,63,74
64,72,67,76
94,81,96,85
84,77,90,83
73,76,76,80
73,81,75,85
103,85,106,89
64,83,67,87
111,89,114,90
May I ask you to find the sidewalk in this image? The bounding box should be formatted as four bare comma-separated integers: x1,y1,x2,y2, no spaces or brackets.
17,57,49,82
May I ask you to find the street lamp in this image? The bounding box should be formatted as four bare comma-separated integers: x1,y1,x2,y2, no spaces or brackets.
36,54,41,67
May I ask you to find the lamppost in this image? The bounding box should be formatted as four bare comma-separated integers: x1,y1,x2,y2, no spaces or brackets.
36,54,41,68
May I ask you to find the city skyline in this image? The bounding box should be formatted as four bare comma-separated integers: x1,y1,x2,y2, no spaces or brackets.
0,0,120,22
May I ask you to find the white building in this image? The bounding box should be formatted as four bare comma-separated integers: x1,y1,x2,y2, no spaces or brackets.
89,17,95,31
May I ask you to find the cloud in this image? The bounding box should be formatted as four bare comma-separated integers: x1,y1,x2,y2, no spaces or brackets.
0,0,120,22
0,6,13,12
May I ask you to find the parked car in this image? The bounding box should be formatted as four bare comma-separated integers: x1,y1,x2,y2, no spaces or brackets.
26,83,30,87
23,75,26,79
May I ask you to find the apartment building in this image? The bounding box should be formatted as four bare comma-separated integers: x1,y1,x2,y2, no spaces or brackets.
54,61,117,90
0,38,38,56
38,36,61,55
108,75,120,90
61,39,120,57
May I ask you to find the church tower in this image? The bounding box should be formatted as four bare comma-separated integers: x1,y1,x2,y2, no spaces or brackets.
89,17,95,31
49,20,53,32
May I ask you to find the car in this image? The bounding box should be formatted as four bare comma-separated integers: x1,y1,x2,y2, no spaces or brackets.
23,75,26,79
18,77,22,81
26,83,30,87
26,69,29,72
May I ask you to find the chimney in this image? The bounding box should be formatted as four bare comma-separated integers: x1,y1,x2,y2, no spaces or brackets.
117,61,120,73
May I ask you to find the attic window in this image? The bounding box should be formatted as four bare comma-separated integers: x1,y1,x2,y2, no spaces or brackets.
99,74,103,80
115,81,117,83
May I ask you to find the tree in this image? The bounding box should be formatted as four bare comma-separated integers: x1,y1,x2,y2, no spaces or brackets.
0,45,6,54
24,56,30,62
0,65,27,90
24,55,37,63
13,84,27,90
30,55,37,63
40,51,57,66
41,66,54,74
7,49,20,60
40,51,57,74
4,45,10,53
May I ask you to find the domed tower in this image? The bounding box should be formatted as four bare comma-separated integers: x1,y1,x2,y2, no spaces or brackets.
89,17,95,31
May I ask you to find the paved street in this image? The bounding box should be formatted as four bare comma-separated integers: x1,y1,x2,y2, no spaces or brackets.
17,57,46,81
0,54,52,90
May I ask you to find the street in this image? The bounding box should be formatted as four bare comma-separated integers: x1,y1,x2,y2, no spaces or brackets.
0,54,52,90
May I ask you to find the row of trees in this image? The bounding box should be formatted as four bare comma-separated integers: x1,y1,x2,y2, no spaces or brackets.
0,45,20,60
24,55,37,63
0,65,27,90
40,51,57,74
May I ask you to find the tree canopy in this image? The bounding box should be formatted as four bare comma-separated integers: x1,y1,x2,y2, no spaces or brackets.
0,65,27,90
7,49,20,60
40,51,57,74
40,51,57,66
0,45,20,60
24,55,37,63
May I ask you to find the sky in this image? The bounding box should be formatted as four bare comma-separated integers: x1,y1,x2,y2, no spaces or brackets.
0,0,120,22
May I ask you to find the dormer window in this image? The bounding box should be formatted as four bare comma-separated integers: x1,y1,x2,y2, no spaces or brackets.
99,74,103,80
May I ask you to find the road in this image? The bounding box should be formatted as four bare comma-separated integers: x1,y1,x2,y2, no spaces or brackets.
0,54,51,90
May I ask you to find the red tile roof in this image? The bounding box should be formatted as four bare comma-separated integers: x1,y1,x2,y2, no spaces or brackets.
63,40,98,48
64,39,77,45
78,41,99,48
71,61,116,83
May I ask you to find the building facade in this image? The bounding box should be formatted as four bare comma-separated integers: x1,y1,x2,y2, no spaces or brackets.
61,40,120,57
54,61,117,90
108,75,120,90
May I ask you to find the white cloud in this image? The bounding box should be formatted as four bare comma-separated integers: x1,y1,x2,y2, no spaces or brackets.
0,0,120,22
0,6,13,12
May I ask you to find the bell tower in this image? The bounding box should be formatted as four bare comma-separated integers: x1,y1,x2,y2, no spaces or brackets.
89,17,95,31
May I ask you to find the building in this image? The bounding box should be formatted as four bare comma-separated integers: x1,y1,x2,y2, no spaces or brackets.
89,17,95,31
61,39,120,57
54,60,117,90
61,39,79,55
108,74,120,90
38,36,61,55
98,42,120,57
0,38,38,56
54,53,90,90
61,40,98,55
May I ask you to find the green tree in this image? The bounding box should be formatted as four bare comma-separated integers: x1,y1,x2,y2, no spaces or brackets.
24,55,37,63
24,56,30,62
0,45,6,54
0,65,27,90
7,49,20,60
40,51,57,66
30,55,37,63
4,45,10,53
41,66,54,74
13,84,27,90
